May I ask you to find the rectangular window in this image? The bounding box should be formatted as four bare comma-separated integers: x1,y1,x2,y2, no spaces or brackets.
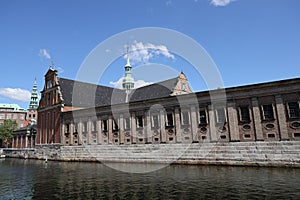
262,104,274,120
137,116,143,128
65,124,70,133
6,114,11,119
113,119,119,131
166,113,174,127
20,114,24,120
239,106,250,122
124,117,130,130
82,121,88,132
151,114,159,128
216,108,226,123
199,110,207,125
91,121,97,132
74,123,78,133
0,114,4,119
287,102,300,119
102,119,108,131
181,111,190,125
13,114,18,120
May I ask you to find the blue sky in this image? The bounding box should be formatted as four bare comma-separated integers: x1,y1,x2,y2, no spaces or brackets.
0,0,299,110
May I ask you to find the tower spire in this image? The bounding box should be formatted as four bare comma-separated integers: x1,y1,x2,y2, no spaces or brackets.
122,46,135,92
28,79,39,110
126,45,130,67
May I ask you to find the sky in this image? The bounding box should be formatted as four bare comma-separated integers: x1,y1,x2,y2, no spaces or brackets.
0,0,299,110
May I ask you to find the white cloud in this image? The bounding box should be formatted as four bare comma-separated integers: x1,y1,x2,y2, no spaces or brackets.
39,48,51,59
134,80,153,88
210,0,235,7
0,88,31,102
109,77,153,89
125,41,175,65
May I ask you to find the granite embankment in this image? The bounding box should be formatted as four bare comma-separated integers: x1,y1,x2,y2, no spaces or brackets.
3,141,300,167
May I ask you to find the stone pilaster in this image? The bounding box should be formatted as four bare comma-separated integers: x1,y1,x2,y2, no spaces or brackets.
20,136,23,148
86,120,90,144
61,123,66,145
227,102,240,142
190,106,198,142
251,97,264,141
78,121,83,145
208,105,217,142
131,113,136,143
146,110,151,143
160,110,166,143
119,114,124,144
108,117,113,144
97,119,102,144
25,134,28,148
70,122,74,145
175,108,182,143
275,95,289,140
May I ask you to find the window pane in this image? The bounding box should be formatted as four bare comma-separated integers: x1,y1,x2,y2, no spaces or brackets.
199,110,207,125
124,117,130,130
240,106,250,122
181,111,189,125
166,113,173,127
83,122,88,132
263,104,274,120
137,116,143,128
288,102,300,118
65,124,70,133
152,115,159,128
92,121,97,132
113,119,119,130
216,108,226,123
102,120,108,131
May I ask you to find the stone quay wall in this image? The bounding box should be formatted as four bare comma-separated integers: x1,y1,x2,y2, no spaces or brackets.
3,141,300,168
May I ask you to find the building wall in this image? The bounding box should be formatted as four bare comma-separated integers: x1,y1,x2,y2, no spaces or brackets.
0,106,27,128
27,109,37,123
60,82,300,146
37,68,63,145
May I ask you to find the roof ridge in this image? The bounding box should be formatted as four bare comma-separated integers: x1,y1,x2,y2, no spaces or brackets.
59,77,124,92
134,75,179,90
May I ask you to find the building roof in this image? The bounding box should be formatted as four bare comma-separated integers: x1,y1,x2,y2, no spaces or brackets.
0,104,26,112
59,78,125,107
58,75,181,108
13,124,37,134
128,77,178,102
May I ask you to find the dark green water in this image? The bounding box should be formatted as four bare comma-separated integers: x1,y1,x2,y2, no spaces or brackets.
0,158,300,199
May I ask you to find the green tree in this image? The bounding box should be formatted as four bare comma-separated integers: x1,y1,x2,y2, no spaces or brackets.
0,119,18,148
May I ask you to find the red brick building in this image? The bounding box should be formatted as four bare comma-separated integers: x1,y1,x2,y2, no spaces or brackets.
36,67,63,144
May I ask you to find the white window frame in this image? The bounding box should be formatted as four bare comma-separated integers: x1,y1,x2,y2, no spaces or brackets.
151,113,160,128
287,101,300,119
261,104,275,121
181,110,190,125
166,112,174,127
215,107,226,124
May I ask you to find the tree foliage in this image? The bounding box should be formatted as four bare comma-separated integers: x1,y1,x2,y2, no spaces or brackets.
0,119,18,147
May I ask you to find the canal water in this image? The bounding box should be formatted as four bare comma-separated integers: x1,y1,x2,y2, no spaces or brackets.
0,158,300,199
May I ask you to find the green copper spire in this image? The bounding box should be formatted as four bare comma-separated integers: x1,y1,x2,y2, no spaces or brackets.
122,47,135,91
28,78,39,110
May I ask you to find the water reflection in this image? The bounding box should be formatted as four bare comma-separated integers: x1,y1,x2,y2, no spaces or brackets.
0,158,299,199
